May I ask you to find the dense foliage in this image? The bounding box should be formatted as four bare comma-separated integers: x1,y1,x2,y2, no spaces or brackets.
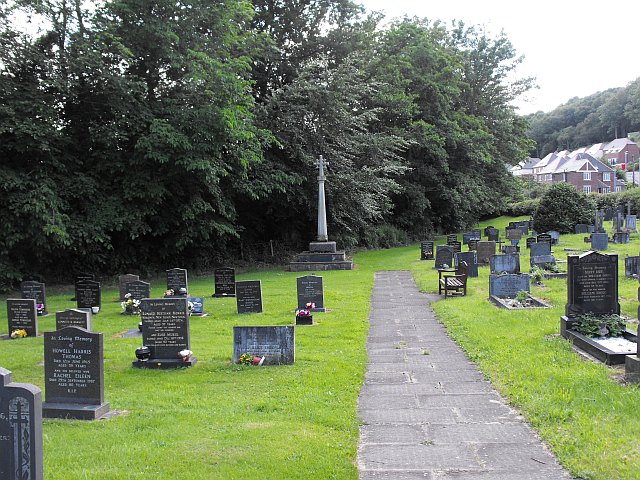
532,183,596,233
0,0,534,289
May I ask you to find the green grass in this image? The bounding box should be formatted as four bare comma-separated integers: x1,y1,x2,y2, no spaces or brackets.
2,219,640,479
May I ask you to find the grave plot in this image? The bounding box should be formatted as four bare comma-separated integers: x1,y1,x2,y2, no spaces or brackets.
488,273,550,310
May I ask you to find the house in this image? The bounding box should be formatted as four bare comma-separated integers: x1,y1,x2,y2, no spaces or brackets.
511,157,540,180
602,138,640,170
533,151,621,193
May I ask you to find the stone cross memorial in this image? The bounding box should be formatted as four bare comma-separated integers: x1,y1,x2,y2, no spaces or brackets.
134,298,196,368
0,368,43,480
7,299,38,337
20,281,47,315
56,309,92,331
166,268,188,295
296,275,325,312
236,280,263,314
213,267,236,297
233,325,295,365
42,327,110,420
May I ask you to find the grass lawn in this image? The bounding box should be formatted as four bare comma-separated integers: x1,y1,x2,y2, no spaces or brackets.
1,217,640,479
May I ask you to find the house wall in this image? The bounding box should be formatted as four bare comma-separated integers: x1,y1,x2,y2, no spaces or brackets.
552,171,617,193
605,144,640,170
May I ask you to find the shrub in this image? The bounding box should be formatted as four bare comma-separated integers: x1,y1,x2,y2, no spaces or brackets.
573,313,626,338
505,198,540,216
532,183,595,233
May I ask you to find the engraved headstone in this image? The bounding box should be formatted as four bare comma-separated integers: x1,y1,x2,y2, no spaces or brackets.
187,297,206,316
530,242,551,258
471,229,481,238
468,239,479,251
20,281,47,315
525,237,536,249
489,274,531,298
76,280,101,313
0,368,43,480
476,241,497,265
125,280,151,301
434,245,455,269
213,267,236,297
166,268,188,295
625,256,640,278
42,327,110,420
72,273,94,301
446,234,457,245
296,275,325,312
566,251,619,318
613,231,630,244
483,226,495,236
454,251,478,278
420,241,434,260
55,309,92,331
7,299,38,337
233,326,295,365
626,215,637,231
490,253,520,274
531,255,556,269
501,245,519,255
486,228,499,242
537,233,552,245
591,232,608,251
575,224,589,234
134,298,196,368
506,228,522,241
236,280,263,314
118,274,139,301
462,233,480,245
449,241,462,253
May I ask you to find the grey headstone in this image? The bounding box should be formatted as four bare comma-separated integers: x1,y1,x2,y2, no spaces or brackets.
486,228,499,242
566,251,619,318
531,255,556,268
236,280,263,314
118,274,139,301
575,224,589,234
214,267,236,297
613,231,630,244
233,325,295,365
462,233,480,245
55,309,92,331
454,251,478,278
75,280,101,313
125,280,150,301
536,233,552,245
476,241,496,265
7,299,38,337
548,230,560,244
489,253,520,274
187,297,205,316
467,239,479,251
626,215,637,230
525,237,536,249
435,245,454,269
530,242,551,258
506,228,522,241
296,275,325,311
625,256,640,278
42,327,110,420
0,368,43,480
166,268,188,295
20,281,47,315
489,274,531,298
591,232,608,251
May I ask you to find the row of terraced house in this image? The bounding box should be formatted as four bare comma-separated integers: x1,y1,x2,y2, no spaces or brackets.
512,137,640,194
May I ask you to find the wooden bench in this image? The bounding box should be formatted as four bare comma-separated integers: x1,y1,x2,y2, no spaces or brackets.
438,261,469,298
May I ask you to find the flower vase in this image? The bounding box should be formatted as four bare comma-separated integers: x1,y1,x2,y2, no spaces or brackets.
296,313,313,325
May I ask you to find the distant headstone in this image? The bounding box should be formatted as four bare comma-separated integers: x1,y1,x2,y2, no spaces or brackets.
446,234,457,245
565,251,619,318
489,274,531,298
118,274,139,302
213,267,236,297
434,245,455,269
506,228,522,241
134,298,196,368
613,232,630,244
483,226,495,236
236,280,263,314
626,215,637,231
187,297,206,316
0,368,43,480
625,256,640,278
548,231,560,244
42,327,110,420
125,280,151,301
490,254,520,274
471,229,482,238
604,208,614,221
166,268,188,295
420,241,434,260
462,233,480,245
486,228,499,242
613,212,624,232
55,309,92,331
72,273,94,301
514,222,529,235
501,245,519,255
531,255,556,269
296,275,325,312
20,281,47,315
454,251,478,278
7,299,38,337
530,242,551,258
449,241,462,253
233,326,295,365
75,280,101,313
476,241,496,265
525,237,536,249
468,239,479,251
537,233,552,245
591,232,608,251
575,224,589,234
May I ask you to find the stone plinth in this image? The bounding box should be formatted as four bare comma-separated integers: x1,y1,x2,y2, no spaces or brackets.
289,242,353,271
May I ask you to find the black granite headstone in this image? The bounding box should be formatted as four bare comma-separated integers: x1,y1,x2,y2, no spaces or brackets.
233,326,295,365
483,226,495,236
449,241,462,253
296,275,325,312
55,309,92,331
7,299,38,337
468,239,479,251
213,267,236,297
446,234,457,245
20,281,47,316
0,368,43,480
486,228,499,242
434,245,455,269
454,251,478,278
76,280,101,313
566,251,619,318
72,273,94,301
125,280,151,301
236,280,263,314
625,256,640,278
118,274,139,302
420,241,434,260
42,327,110,420
525,237,536,249
537,233,552,245
166,268,188,295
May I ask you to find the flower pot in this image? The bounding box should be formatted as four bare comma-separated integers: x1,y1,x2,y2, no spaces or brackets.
296,313,313,325
135,346,152,361
252,356,265,366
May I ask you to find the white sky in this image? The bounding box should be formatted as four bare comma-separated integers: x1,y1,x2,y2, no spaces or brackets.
359,0,640,115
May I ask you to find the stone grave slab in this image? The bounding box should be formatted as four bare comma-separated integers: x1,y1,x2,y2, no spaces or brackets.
296,275,325,311
42,327,110,420
236,280,263,314
20,281,47,315
213,267,236,297
233,325,295,365
7,299,38,337
489,253,520,274
56,309,92,331
118,274,139,302
489,274,531,298
0,368,43,480
75,280,101,313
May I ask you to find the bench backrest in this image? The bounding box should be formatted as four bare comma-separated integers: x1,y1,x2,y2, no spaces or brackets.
457,261,469,278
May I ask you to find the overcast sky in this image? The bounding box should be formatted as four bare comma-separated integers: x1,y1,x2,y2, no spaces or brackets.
359,0,640,115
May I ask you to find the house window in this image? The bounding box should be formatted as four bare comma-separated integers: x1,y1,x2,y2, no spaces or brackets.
603,172,610,182
615,186,623,192
583,172,591,180
609,158,617,165
583,186,592,193
546,174,552,181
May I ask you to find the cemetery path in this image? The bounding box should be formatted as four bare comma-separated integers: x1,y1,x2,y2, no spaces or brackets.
357,270,573,480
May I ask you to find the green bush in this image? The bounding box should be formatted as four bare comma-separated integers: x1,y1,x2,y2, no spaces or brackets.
573,313,626,338
532,183,596,233
505,198,540,216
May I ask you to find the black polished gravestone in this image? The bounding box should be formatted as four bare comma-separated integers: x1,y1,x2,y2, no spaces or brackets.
420,241,434,260
486,228,499,242
562,251,619,337
296,275,325,312
134,298,197,369
468,239,479,251
213,267,236,297
434,245,455,269
166,268,188,295
625,256,640,278
7,299,38,337
454,251,478,278
42,327,111,420
536,233,552,245
462,233,480,245
236,280,263,314
118,274,139,302
125,280,151,301
56,309,92,331
233,325,295,365
20,280,47,315
525,237,536,249
483,226,495,236
489,253,520,274
72,273,94,301
76,280,101,313
446,234,457,245
449,241,462,253
0,368,43,480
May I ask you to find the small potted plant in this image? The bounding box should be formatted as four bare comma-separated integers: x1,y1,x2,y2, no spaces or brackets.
121,293,141,315
296,302,315,325
238,352,265,366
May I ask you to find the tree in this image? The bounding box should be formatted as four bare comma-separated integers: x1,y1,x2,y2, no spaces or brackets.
532,183,595,233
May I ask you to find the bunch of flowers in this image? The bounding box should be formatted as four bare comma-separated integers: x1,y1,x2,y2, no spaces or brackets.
36,303,45,315
121,293,141,315
297,302,316,316
10,329,28,339
163,289,175,297
238,352,265,366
